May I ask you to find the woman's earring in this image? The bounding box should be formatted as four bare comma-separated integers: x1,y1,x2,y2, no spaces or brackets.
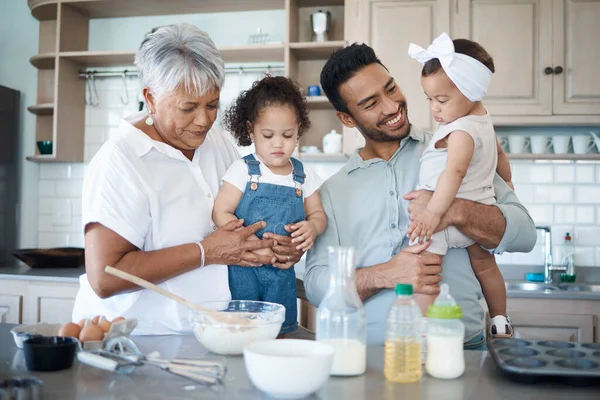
145,111,154,126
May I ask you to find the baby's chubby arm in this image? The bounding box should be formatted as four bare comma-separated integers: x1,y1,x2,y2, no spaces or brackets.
407,130,474,243
289,191,327,252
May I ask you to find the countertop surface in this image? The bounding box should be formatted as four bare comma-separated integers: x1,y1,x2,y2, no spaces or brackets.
1,323,598,399
0,265,83,283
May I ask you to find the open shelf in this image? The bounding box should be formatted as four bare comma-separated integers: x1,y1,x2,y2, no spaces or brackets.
220,44,285,63
27,103,54,115
30,0,285,20
508,153,600,161
289,41,345,60
298,152,347,162
30,53,56,69
59,50,136,67
298,0,344,5
25,155,61,163
305,96,332,109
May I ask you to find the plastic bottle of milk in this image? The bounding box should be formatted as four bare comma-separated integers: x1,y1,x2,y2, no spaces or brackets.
425,283,465,379
316,246,366,376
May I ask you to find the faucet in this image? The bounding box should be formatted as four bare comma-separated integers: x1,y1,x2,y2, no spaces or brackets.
536,226,566,284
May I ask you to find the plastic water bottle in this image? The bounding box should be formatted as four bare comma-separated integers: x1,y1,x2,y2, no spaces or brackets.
384,284,423,383
560,232,576,282
425,283,465,379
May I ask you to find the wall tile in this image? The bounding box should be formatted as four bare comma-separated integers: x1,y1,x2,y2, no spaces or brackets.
554,206,575,224
40,164,71,180
55,181,84,198
575,246,595,267
85,127,106,144
576,186,600,204
576,165,595,183
512,245,545,265
51,199,72,227
576,206,595,225
513,184,534,203
39,180,55,196
38,215,53,232
551,225,574,245
574,227,600,246
71,164,85,180
38,198,53,215
595,248,600,268
554,165,575,183
533,185,573,204
495,252,512,265
526,205,553,224
68,233,84,248
38,233,70,248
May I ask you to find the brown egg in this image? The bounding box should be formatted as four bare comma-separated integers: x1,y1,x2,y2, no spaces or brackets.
97,316,112,333
58,322,82,338
112,316,126,324
77,319,88,328
91,315,101,325
79,324,104,343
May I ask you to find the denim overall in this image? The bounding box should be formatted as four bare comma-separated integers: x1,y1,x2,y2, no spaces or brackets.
228,154,306,334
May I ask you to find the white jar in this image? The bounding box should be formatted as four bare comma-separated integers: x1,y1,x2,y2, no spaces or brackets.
322,129,342,154
425,284,465,379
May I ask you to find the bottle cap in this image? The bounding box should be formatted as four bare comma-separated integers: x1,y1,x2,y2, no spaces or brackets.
565,232,572,240
395,283,413,296
426,283,463,319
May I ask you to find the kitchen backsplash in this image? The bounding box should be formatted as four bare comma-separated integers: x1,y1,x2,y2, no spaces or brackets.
36,79,600,268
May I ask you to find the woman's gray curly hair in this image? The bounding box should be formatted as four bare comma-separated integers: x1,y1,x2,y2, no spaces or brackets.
135,23,225,98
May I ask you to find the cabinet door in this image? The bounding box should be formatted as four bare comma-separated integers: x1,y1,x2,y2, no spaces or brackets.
354,0,451,132
509,312,594,342
23,282,79,324
454,0,553,115
552,0,600,115
0,294,22,323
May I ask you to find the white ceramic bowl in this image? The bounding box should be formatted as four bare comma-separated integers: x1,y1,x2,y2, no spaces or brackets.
190,300,284,355
244,339,334,399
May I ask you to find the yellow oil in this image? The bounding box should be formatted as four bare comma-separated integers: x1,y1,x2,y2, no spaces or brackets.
384,339,422,383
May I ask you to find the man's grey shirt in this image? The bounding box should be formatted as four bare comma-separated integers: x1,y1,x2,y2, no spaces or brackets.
304,126,536,345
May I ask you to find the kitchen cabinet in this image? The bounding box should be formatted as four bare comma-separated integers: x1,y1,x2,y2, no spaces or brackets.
26,0,348,162
509,312,594,342
347,0,599,132
0,278,78,324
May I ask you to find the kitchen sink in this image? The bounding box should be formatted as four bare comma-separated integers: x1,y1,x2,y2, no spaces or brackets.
505,282,559,291
505,282,600,293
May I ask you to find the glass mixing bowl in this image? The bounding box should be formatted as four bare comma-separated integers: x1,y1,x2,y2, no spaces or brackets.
190,300,285,355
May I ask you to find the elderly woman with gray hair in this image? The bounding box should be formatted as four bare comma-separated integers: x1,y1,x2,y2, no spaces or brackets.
72,23,303,334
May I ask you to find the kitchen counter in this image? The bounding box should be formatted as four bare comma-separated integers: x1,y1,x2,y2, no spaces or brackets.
0,324,598,400
0,265,83,283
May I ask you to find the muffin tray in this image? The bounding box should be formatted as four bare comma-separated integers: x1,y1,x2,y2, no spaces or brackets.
488,339,600,384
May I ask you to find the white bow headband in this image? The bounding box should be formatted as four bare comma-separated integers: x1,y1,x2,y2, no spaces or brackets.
408,33,492,102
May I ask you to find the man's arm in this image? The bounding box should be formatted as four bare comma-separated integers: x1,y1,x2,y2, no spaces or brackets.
405,173,536,253
305,186,442,306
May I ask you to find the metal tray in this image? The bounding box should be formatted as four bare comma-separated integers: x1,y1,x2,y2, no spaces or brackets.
488,338,600,384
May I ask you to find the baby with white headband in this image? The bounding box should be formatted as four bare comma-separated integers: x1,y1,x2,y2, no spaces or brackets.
407,33,513,338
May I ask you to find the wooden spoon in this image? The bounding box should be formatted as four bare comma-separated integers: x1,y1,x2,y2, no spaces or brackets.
104,266,248,326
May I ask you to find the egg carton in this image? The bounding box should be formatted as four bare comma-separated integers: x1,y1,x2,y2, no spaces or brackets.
10,318,137,351
488,338,600,385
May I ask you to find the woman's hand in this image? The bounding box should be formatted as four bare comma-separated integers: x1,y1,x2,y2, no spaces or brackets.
263,226,305,270
289,220,318,252
202,219,276,267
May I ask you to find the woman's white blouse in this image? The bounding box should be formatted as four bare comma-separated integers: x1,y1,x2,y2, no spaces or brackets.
72,112,240,334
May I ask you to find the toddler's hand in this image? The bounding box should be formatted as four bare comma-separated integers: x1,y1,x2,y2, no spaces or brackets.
289,221,317,251
407,209,441,244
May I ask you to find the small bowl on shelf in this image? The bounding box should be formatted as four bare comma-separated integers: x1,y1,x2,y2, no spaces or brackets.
23,336,78,371
190,300,284,355
36,140,53,155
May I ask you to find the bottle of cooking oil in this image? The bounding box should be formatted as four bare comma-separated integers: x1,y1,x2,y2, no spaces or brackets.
384,284,423,383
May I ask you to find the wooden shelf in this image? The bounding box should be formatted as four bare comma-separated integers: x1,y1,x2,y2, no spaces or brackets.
30,53,56,69
305,96,332,109
298,153,347,162
219,44,285,63
59,50,135,67
30,0,285,20
493,115,600,126
25,155,61,163
27,103,54,115
289,41,345,60
298,0,344,5
508,153,600,161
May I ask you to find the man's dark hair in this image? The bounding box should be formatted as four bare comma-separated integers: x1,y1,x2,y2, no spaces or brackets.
320,43,385,114
422,39,495,76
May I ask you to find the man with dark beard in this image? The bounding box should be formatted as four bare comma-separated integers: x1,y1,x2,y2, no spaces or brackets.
304,43,536,348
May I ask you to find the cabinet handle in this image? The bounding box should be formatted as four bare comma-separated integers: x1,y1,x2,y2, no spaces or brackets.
544,67,554,75
554,66,564,75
